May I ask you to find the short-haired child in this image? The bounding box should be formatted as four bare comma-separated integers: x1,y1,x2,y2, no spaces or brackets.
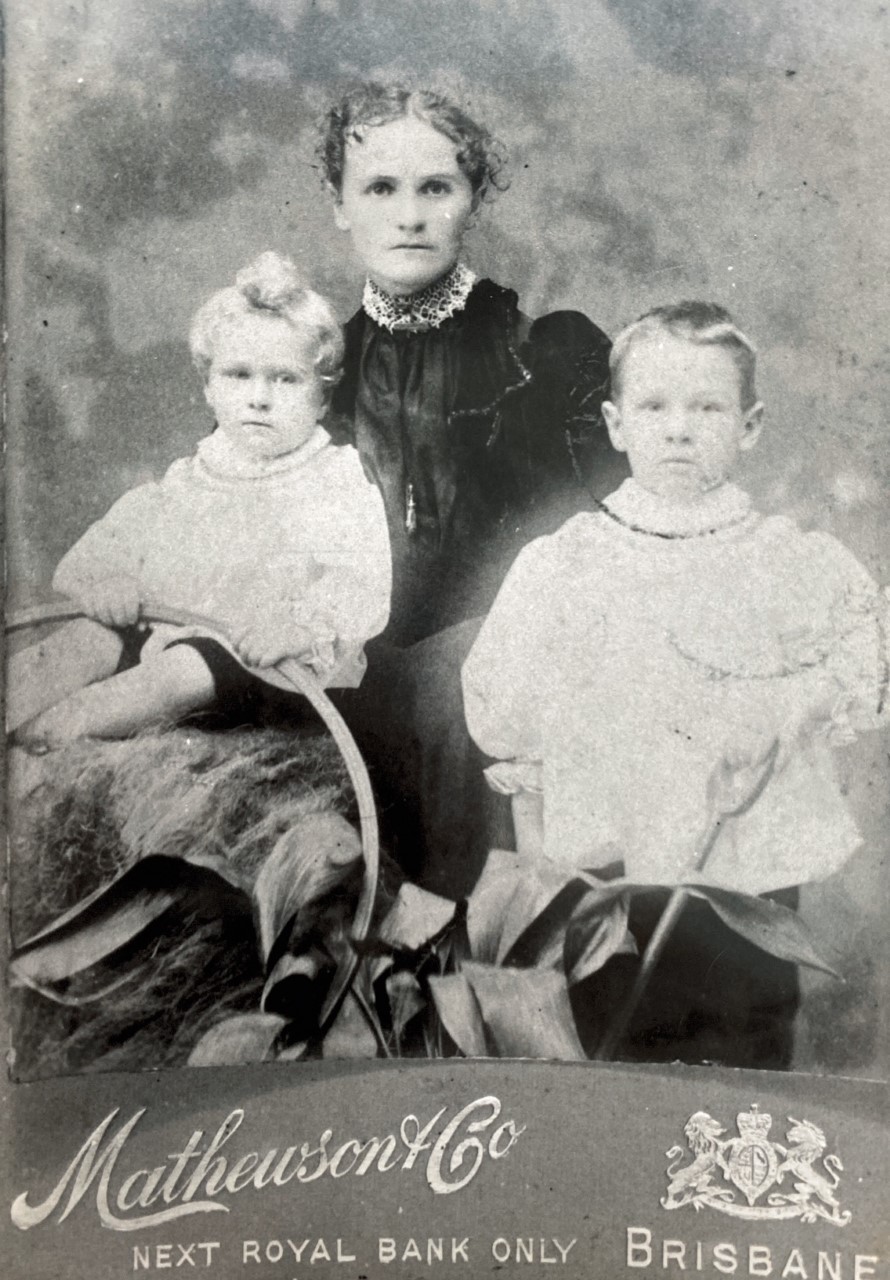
462,302,888,1067
9,253,390,746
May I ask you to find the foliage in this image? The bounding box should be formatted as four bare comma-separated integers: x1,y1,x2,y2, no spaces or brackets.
10,734,840,1069
6,727,353,1077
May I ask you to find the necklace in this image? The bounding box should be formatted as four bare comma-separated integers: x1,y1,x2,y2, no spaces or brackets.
585,478,756,541
594,496,754,541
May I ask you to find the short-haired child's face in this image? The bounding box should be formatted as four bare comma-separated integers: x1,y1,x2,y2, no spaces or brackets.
602,334,763,504
332,115,476,296
204,314,328,460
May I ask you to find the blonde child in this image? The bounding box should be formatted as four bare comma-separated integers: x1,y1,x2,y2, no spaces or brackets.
9,253,390,746
462,302,887,1066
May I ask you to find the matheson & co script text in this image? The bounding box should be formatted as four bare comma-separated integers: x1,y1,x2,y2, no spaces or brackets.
11,1095,525,1232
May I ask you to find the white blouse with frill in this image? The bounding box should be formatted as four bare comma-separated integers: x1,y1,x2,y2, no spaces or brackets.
53,429,391,689
462,480,887,894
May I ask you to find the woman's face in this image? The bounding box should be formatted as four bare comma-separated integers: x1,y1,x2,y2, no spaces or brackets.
333,114,476,296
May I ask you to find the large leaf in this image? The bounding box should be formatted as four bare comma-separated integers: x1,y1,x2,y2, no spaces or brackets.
321,990,381,1059
564,868,642,904
500,883,587,970
385,969,426,1041
261,950,330,1019
459,962,587,1060
573,871,840,977
10,854,249,988
466,849,584,965
428,974,488,1057
686,884,841,977
188,1013,287,1066
503,878,636,980
376,882,457,953
277,1040,310,1061
255,812,361,965
177,848,247,890
565,895,636,985
11,968,141,1009
360,895,437,989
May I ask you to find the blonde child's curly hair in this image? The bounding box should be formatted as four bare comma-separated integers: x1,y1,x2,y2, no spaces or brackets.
189,252,344,387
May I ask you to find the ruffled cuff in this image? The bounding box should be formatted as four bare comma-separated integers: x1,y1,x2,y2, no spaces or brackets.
289,606,340,683
819,582,890,730
483,759,543,796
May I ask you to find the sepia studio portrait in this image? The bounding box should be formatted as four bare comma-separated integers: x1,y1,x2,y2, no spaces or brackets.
3,0,889,1103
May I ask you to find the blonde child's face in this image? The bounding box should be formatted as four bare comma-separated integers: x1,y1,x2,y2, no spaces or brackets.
602,334,763,503
204,314,328,459
332,114,476,296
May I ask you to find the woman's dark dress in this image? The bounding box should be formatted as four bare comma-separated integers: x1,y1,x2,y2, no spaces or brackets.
329,277,626,897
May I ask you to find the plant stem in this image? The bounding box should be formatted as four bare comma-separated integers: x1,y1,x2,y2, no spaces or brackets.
592,739,780,1062
592,887,688,1061
349,984,392,1059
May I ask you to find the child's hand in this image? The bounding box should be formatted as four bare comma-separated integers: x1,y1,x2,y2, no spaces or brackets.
775,674,844,768
76,576,143,628
232,622,316,670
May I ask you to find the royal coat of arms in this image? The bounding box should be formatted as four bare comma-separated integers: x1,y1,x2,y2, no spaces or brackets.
661,1106,851,1224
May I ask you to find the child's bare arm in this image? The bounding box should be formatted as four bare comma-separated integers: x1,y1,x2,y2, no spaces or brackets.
51,483,160,625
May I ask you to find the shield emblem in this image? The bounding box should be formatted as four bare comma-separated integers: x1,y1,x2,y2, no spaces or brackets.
725,1137,780,1205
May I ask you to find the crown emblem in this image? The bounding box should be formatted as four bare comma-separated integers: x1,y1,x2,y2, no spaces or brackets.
736,1105,772,1141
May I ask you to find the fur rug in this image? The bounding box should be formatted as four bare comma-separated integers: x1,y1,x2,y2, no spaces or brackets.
8,725,356,1079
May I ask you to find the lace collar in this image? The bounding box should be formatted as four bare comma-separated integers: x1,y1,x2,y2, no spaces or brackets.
362,262,478,332
599,479,755,540
195,425,330,482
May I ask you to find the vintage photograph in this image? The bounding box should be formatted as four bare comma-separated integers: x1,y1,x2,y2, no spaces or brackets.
3,2,889,1274
5,0,889,1080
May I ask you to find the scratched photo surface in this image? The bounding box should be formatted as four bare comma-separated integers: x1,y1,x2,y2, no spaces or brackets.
4,0,889,1080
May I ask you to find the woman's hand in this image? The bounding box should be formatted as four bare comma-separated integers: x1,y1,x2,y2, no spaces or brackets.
232,621,316,670
76,576,143,628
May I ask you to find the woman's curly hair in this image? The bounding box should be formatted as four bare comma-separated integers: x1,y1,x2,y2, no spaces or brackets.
189,251,344,386
317,82,509,204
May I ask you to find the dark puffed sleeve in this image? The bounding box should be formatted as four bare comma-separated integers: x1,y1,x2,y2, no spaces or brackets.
512,309,627,526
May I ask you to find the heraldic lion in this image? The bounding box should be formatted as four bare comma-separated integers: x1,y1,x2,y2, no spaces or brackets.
661,1112,730,1210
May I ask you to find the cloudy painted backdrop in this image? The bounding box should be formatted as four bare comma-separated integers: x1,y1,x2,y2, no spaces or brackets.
5,0,889,1073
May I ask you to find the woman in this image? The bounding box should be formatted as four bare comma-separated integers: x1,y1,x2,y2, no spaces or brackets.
319,83,625,896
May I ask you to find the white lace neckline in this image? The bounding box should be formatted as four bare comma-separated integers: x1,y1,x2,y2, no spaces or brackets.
362,263,477,332
601,478,754,539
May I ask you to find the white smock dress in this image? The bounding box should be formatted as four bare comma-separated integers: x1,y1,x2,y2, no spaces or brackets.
54,428,391,689
462,479,887,895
